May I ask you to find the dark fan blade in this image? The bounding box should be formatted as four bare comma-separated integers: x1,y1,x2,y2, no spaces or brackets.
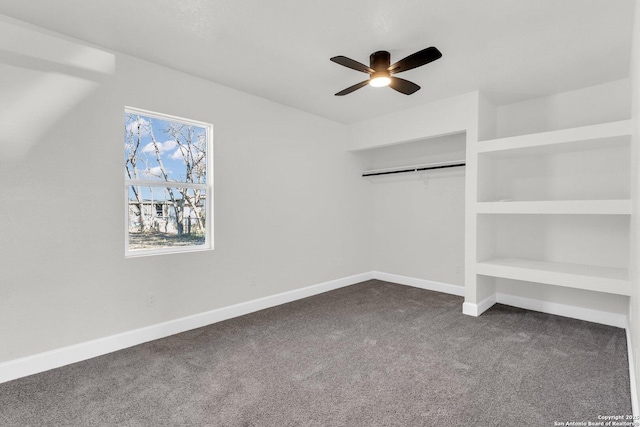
389,77,420,95
335,80,369,96
330,56,374,74
388,47,442,74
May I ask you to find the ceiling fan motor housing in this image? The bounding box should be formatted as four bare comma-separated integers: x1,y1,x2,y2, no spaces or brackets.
370,51,391,71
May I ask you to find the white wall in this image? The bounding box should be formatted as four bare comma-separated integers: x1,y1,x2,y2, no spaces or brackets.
347,93,476,151
0,17,373,363
496,78,631,138
359,134,466,285
629,0,640,414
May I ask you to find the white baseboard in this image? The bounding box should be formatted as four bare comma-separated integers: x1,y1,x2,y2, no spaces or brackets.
627,318,639,419
0,271,374,384
0,270,630,386
372,271,464,296
496,293,627,329
462,294,497,317
460,290,626,328
462,302,477,316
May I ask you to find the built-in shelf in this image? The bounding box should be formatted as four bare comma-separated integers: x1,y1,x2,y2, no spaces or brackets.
469,119,633,308
476,199,631,215
477,120,632,156
476,258,630,296
476,121,631,204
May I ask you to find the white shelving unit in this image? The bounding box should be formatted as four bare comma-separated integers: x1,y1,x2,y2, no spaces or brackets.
476,258,630,296
475,120,631,155
470,120,633,303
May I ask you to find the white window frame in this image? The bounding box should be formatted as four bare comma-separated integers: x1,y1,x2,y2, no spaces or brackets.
124,106,213,257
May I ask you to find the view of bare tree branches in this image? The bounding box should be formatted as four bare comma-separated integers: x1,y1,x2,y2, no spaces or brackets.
125,112,208,250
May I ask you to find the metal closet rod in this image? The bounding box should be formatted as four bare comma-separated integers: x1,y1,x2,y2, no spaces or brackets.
362,162,466,177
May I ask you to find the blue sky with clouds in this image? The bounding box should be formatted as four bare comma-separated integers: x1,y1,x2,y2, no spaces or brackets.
125,112,208,202
125,113,207,183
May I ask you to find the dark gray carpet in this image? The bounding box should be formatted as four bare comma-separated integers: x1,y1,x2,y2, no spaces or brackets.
0,280,631,426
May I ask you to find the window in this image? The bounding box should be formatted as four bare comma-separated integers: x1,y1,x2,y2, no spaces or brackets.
124,107,213,256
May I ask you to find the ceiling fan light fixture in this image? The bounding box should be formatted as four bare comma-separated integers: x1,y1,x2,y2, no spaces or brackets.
369,71,391,87
330,47,441,95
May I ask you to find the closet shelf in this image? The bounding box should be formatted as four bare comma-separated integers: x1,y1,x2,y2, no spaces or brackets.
476,120,632,156
475,199,631,215
476,258,630,296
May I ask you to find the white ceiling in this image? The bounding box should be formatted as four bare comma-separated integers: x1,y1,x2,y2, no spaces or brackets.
0,0,635,124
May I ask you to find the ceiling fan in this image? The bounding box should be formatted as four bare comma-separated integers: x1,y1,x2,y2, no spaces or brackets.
330,47,442,96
